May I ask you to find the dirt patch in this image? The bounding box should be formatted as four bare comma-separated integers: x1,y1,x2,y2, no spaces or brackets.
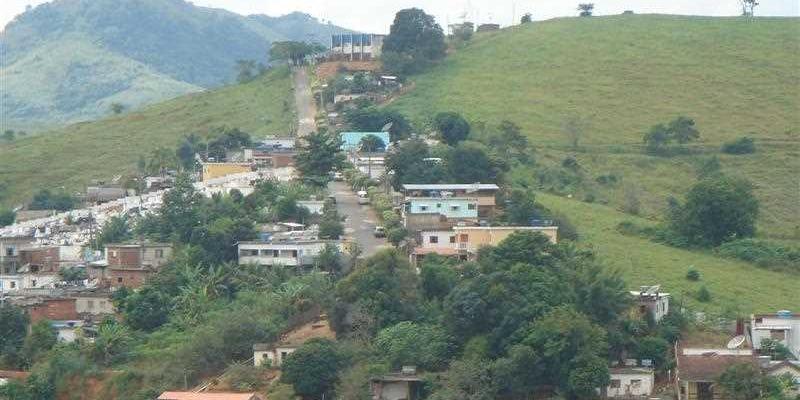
316,61,382,82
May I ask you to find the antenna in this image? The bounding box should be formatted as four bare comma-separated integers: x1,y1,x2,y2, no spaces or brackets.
726,335,746,349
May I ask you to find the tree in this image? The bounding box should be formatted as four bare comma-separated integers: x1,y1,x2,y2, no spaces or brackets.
96,215,131,249
375,322,454,370
634,336,670,368
29,189,77,211
521,13,533,24
3,130,15,142
22,320,57,366
578,3,595,17
281,339,346,399
236,59,258,83
295,131,345,186
91,320,133,365
717,363,764,400
669,176,759,247
345,107,411,142
385,139,446,190
451,22,474,42
434,112,471,145
382,8,446,75
643,116,700,154
489,120,531,163
505,188,537,225
722,136,756,154
270,41,326,66
358,134,386,152
0,208,15,227
0,304,28,364
420,257,459,300
429,358,497,400
59,266,87,283
115,286,171,331
110,102,125,115
319,201,344,240
157,174,204,243
315,243,343,277
447,141,503,184
697,285,712,302
759,338,793,361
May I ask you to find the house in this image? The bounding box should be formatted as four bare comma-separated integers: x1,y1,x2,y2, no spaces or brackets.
371,367,424,400
350,153,386,179
238,240,339,267
254,314,335,368
340,132,391,152
0,273,57,292
410,226,558,266
201,162,252,182
260,137,296,150
676,346,757,400
86,186,127,204
27,298,80,324
73,292,115,316
762,360,800,394
92,243,172,288
630,287,671,323
243,148,296,168
19,245,83,273
330,33,385,61
402,184,500,217
402,198,479,232
157,392,265,400
751,310,800,360
477,23,501,32
0,236,32,273
604,367,654,398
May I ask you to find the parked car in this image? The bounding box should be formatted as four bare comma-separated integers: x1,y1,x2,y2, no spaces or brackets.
333,172,344,181
374,226,386,238
357,190,370,205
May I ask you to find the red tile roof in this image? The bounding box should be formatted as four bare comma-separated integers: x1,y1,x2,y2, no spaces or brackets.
677,350,757,382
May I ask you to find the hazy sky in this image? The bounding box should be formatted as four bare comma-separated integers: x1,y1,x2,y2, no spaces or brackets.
2,0,798,33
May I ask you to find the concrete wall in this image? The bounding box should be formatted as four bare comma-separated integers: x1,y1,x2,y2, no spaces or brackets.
406,198,478,219
607,373,654,397
752,315,800,359
238,242,330,267
201,163,252,182
453,226,558,253
74,296,115,315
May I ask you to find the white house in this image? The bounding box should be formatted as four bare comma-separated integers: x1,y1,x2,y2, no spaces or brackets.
630,287,670,323
253,343,298,367
0,273,57,292
238,240,339,267
752,310,800,360
297,200,325,215
604,367,654,398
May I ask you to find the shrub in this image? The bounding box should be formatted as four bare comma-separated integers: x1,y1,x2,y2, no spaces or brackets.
686,268,701,281
696,286,712,303
721,136,756,155
716,239,800,272
595,174,619,185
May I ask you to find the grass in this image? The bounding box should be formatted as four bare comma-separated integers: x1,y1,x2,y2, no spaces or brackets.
390,15,800,238
0,68,294,206
537,192,800,315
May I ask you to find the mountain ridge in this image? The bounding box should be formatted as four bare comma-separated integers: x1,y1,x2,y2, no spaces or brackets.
0,0,350,127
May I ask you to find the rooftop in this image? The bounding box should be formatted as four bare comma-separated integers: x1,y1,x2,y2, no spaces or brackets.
609,367,655,375
402,184,500,191
677,346,757,382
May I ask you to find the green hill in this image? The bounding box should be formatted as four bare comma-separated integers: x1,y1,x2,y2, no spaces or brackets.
391,15,800,238
389,15,800,313
0,0,349,127
0,68,294,206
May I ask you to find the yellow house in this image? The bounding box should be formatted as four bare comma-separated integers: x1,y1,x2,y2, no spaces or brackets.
201,162,252,182
452,226,558,253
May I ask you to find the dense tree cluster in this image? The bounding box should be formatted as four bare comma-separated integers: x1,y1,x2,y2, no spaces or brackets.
382,8,447,76
295,130,346,187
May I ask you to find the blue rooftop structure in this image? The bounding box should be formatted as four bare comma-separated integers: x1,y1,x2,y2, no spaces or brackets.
340,132,390,152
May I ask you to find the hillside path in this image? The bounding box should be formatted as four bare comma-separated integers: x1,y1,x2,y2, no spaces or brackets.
292,67,316,137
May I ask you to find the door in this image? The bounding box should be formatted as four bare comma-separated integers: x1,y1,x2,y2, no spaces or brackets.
697,382,713,400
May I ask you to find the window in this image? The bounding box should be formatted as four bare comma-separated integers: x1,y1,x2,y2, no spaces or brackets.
631,379,641,388
467,203,476,210
273,250,280,258
87,300,95,309
110,250,117,257
610,379,621,388
32,280,37,287
419,206,429,211
5,247,13,256
451,206,460,211
10,281,16,288
436,203,442,208
155,249,164,258
292,250,298,258
117,277,123,283
771,330,786,341
449,236,456,243
429,236,439,244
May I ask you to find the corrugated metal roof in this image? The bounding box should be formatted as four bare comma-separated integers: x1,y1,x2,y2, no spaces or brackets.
402,184,500,190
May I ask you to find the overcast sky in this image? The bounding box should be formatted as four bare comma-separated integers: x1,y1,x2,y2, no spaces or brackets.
2,0,798,33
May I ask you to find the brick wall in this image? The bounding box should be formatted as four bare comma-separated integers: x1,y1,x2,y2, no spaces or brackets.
28,298,79,324
108,269,151,289
20,247,60,272
107,247,141,267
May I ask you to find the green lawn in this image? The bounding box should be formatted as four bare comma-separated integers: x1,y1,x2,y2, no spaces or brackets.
537,192,800,315
0,68,294,206
390,15,800,238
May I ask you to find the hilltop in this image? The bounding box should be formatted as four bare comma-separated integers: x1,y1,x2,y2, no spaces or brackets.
388,15,800,313
0,68,294,206
391,15,800,238
0,0,348,127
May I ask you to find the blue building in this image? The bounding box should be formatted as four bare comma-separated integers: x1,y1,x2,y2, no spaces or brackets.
340,132,390,152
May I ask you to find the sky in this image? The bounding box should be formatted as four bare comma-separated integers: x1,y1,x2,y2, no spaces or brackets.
1,0,798,33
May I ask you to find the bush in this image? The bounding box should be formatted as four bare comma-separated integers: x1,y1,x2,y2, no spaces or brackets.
721,136,756,155
716,239,800,272
686,268,701,281
696,285,712,303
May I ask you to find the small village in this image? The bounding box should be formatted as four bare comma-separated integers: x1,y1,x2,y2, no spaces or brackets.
0,3,798,400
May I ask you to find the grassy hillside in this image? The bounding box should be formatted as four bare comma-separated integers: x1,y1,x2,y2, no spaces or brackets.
391,15,800,238
537,192,800,314
0,68,294,206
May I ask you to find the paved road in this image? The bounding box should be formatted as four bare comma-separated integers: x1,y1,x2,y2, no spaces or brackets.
328,181,389,258
292,67,316,137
